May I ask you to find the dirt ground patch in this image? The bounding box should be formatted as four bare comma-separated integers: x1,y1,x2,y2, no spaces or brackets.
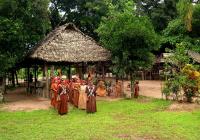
166,102,200,112
0,80,164,112
1,87,122,112
138,80,163,99
1,87,51,112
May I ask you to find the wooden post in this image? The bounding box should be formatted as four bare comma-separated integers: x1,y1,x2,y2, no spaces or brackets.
102,62,105,80
50,65,54,79
45,64,49,98
27,67,30,93
76,64,82,79
81,62,84,79
68,65,71,80
34,64,37,95
150,71,152,80
0,77,4,102
142,71,144,80
42,65,45,81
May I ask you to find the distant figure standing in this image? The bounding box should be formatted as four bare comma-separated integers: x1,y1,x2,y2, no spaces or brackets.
96,80,107,97
134,81,139,98
106,80,112,96
86,81,97,113
115,80,122,97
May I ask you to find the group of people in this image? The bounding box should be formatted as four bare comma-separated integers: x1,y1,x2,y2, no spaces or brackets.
50,76,97,115
50,75,140,115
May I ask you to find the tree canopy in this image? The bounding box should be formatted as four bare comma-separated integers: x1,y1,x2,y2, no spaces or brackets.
96,0,160,93
0,0,199,81
162,0,200,52
0,0,50,75
134,0,178,32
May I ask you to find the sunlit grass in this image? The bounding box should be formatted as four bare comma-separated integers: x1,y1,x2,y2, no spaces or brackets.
0,97,200,140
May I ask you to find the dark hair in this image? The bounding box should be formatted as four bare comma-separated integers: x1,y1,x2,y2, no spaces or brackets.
135,80,139,84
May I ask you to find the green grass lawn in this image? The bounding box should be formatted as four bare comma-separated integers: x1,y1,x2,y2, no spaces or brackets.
0,97,200,140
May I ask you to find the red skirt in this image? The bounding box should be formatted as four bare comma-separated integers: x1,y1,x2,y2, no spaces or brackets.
73,90,79,107
69,89,73,104
57,94,68,115
51,91,58,108
86,96,97,113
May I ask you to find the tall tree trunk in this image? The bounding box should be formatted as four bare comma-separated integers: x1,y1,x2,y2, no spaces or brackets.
11,70,15,87
15,70,19,85
130,72,135,98
121,75,125,98
45,64,49,98
0,76,5,102
27,67,30,93
34,64,37,94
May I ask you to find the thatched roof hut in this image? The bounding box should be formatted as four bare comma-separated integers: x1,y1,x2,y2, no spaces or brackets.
30,23,110,63
188,50,200,63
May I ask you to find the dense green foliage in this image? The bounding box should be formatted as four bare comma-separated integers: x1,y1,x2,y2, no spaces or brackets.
162,0,200,52
162,43,200,102
0,0,50,76
49,0,110,39
0,0,199,87
97,1,159,92
1,98,200,140
135,0,178,32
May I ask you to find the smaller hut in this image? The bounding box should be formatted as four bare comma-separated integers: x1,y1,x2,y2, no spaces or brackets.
188,50,200,63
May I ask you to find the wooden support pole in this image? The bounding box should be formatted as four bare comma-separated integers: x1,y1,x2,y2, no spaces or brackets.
34,64,37,95
27,67,30,93
150,71,152,80
50,65,54,79
102,62,105,80
81,62,84,79
42,65,45,81
68,65,71,80
142,71,144,80
45,64,49,98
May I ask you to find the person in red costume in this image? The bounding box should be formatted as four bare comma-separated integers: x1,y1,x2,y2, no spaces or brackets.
50,77,60,108
134,81,139,98
72,77,81,107
57,80,70,115
86,80,97,113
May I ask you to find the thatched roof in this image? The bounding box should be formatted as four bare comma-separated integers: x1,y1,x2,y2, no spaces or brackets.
188,50,200,63
30,23,110,63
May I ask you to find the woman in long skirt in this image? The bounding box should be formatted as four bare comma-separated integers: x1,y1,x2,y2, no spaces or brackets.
50,77,59,108
72,78,80,107
78,81,87,109
57,80,69,115
86,81,97,113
